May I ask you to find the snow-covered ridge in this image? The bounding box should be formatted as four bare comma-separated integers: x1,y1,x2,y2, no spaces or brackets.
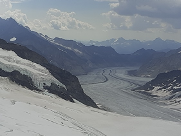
39,34,70,50
0,48,65,90
39,33,83,54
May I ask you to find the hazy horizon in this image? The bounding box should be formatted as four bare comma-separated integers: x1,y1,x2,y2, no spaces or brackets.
1,0,181,42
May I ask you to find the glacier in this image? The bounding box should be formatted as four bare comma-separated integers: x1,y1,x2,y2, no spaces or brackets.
0,76,181,136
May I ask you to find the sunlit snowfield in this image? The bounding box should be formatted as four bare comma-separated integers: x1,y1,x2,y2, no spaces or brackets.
78,67,181,122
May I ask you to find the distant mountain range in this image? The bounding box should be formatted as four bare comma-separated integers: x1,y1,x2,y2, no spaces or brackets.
84,37,181,54
0,38,97,108
2,17,181,81
0,17,162,75
0,17,125,75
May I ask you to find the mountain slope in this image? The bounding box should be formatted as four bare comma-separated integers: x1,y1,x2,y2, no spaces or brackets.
0,17,163,75
134,70,181,106
85,37,181,54
125,48,164,66
0,17,87,75
0,38,97,108
52,37,124,70
134,47,181,77
0,17,126,75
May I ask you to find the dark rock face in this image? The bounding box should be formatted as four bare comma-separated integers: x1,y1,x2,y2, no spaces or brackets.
44,83,74,102
0,39,98,108
0,69,40,91
0,68,74,102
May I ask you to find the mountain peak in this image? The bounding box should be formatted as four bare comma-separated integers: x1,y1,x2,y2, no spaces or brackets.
154,37,163,42
6,17,18,24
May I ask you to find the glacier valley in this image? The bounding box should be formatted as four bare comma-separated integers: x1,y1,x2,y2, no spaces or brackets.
78,67,181,122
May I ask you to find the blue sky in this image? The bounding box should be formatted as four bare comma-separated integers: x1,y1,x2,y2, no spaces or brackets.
1,0,181,42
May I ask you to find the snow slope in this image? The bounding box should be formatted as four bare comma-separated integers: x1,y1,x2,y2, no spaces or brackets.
0,77,181,136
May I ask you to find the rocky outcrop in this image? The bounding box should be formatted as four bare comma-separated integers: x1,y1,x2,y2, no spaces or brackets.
0,69,40,91
135,70,181,93
44,83,74,102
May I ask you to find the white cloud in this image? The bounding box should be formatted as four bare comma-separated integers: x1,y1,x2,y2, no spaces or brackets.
0,0,28,26
0,0,12,13
113,0,181,19
10,0,25,3
2,9,28,25
103,0,181,31
47,8,95,31
109,2,119,8
0,1,49,31
102,11,168,31
1,7,95,32
28,19,49,30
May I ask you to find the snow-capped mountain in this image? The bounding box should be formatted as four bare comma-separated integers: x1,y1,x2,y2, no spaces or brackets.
85,38,181,54
134,70,181,107
0,38,97,108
